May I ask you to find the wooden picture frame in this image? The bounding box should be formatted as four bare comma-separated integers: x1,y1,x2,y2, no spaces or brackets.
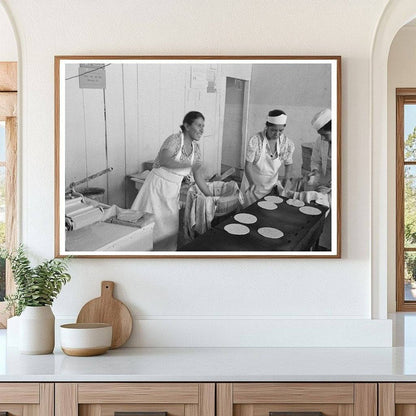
55,56,341,258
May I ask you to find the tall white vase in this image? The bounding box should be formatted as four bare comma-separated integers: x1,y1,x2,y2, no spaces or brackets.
19,306,55,354
6,315,20,347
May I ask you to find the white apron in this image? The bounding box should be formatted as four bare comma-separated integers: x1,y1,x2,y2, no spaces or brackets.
319,140,331,188
241,135,282,207
312,139,331,188
131,134,194,251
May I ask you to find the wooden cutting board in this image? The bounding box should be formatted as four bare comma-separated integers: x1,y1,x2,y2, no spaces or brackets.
76,281,133,349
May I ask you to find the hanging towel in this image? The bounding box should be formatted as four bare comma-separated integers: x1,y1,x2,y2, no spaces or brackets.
183,185,220,240
183,180,243,241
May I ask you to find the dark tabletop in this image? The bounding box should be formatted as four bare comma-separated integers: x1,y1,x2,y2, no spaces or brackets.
179,194,328,252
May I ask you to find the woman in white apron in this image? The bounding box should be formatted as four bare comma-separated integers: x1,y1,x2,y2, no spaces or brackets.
131,111,212,251
241,109,295,207
309,108,332,250
309,108,332,190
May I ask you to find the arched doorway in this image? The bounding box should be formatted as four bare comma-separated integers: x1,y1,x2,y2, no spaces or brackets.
371,0,416,319
0,0,18,327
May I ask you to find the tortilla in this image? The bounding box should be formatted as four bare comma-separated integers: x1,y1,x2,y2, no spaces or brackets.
299,206,322,216
287,198,305,207
224,223,250,235
257,201,278,210
234,213,257,224
264,195,283,204
257,227,284,239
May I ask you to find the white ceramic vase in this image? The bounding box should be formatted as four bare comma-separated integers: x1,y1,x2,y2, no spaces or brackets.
19,305,55,354
6,315,20,347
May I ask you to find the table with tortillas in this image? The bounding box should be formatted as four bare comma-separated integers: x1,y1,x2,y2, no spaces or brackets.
179,192,329,252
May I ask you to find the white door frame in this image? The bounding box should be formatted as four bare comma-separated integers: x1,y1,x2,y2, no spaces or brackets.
216,76,251,174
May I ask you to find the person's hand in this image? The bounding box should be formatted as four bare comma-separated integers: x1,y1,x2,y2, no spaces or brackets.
307,169,318,178
246,184,255,193
276,180,284,195
316,185,331,194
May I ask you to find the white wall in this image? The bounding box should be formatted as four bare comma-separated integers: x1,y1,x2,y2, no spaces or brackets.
65,62,256,207
248,64,332,178
0,4,17,61
387,25,416,312
65,62,222,207
65,60,330,201
0,0,394,346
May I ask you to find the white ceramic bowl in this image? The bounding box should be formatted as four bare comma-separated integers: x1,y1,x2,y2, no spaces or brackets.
60,323,112,356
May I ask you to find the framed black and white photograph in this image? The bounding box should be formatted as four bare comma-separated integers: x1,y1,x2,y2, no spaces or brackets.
55,56,341,258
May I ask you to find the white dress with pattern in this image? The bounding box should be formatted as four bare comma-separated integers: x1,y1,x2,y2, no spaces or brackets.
131,132,200,251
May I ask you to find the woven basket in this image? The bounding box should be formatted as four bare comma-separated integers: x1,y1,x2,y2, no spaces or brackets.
209,181,241,217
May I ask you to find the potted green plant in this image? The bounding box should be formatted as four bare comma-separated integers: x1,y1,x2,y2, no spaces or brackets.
2,245,71,354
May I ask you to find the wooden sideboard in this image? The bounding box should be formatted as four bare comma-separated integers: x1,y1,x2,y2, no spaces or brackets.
0,383,53,415
1,382,415,416
217,383,376,416
55,383,214,416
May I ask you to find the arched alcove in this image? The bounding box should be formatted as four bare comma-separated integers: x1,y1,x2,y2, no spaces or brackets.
0,0,19,327
0,2,17,61
371,0,416,319
387,19,416,313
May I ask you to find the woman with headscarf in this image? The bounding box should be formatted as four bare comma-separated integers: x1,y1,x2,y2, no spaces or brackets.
131,111,212,251
309,108,332,192
240,109,295,207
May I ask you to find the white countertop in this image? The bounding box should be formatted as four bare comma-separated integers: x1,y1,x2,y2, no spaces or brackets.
2,313,416,382
1,329,416,382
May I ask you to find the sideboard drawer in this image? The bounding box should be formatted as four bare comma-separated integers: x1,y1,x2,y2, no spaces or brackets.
217,383,376,416
379,383,416,416
0,383,53,416
56,383,215,416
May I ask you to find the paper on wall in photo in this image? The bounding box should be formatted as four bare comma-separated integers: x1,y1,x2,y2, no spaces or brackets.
207,69,217,93
190,65,207,89
79,63,106,89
